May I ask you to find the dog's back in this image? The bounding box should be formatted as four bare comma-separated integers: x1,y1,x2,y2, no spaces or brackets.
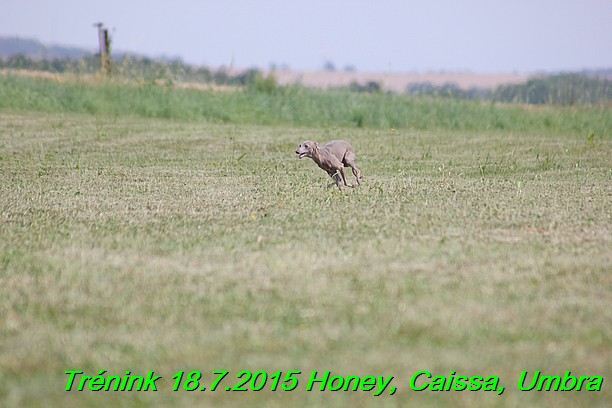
322,140,353,163
322,140,355,167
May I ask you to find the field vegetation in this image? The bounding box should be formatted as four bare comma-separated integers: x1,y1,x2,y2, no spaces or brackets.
0,73,610,407
2,53,611,105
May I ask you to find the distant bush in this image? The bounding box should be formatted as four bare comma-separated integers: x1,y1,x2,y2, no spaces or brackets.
247,72,280,94
405,82,487,100
349,81,382,94
323,61,336,71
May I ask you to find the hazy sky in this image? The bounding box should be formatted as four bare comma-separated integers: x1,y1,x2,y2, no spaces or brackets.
2,0,611,73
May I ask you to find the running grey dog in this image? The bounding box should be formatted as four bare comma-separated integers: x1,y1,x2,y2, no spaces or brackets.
295,140,361,189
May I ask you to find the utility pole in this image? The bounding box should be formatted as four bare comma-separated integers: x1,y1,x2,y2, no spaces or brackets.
93,22,111,76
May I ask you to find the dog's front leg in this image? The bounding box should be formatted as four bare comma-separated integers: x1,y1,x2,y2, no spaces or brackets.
327,172,342,190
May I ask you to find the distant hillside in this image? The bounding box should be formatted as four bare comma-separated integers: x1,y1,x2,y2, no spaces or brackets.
0,36,93,59
0,36,181,62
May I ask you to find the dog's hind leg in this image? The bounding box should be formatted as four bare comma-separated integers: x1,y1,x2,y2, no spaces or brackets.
342,152,361,187
350,165,361,185
339,167,352,188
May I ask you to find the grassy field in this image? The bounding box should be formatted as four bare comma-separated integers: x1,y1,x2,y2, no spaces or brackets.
0,76,610,407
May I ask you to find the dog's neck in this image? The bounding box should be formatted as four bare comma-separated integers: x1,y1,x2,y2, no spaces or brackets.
310,145,322,164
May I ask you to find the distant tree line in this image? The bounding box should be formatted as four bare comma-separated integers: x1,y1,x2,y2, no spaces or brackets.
404,74,611,105
405,82,488,99
0,54,261,87
492,74,611,105
1,54,610,105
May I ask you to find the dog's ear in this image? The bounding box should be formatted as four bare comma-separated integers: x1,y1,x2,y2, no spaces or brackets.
314,142,319,149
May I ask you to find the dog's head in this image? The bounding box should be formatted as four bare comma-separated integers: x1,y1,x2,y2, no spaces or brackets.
295,141,318,159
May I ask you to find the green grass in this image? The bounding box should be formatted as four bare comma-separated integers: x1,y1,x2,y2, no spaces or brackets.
0,74,610,135
0,78,610,407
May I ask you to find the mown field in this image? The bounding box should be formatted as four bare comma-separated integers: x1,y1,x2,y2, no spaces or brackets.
0,75,610,407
